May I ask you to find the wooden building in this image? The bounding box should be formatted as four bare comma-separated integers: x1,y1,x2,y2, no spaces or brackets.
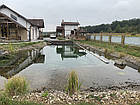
0,4,44,41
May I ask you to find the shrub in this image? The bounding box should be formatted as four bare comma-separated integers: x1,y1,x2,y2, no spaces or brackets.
5,76,29,96
66,71,81,95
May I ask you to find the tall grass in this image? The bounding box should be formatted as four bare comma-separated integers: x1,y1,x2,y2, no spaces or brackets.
5,76,29,96
66,71,81,95
8,43,14,53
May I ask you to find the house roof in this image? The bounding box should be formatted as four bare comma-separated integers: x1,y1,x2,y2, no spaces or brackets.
0,4,31,24
28,19,45,28
61,22,80,26
0,12,26,29
0,4,45,28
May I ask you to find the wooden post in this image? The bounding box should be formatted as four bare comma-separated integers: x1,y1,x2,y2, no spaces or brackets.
100,32,102,42
0,25,1,37
109,33,112,43
16,25,19,40
2,24,4,37
94,34,96,41
7,22,9,40
121,34,125,45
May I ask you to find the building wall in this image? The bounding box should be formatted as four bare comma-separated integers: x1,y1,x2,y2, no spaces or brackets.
64,25,78,36
19,28,28,40
30,26,40,41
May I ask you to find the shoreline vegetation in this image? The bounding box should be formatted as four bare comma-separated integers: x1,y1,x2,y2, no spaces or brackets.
0,41,46,53
77,40,140,58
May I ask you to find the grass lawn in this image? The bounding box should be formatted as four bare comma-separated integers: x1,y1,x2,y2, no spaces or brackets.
78,40,140,57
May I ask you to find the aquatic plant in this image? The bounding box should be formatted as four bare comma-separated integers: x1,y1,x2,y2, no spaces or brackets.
5,76,29,96
66,71,81,95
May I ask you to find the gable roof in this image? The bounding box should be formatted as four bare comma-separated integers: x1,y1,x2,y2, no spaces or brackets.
28,19,44,28
0,12,26,29
0,4,45,28
0,4,31,24
61,22,80,26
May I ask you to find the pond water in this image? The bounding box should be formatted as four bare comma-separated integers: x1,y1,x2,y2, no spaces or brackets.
0,45,140,90
91,36,140,46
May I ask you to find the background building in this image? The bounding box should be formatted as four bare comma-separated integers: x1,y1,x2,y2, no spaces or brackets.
56,20,80,38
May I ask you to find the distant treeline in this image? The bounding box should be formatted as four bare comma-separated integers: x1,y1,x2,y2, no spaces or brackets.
81,18,140,34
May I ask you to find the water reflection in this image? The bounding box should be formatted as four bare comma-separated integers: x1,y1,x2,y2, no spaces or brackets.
56,45,87,60
0,50,40,78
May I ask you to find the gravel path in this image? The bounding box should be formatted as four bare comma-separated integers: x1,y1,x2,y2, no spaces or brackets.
12,90,140,105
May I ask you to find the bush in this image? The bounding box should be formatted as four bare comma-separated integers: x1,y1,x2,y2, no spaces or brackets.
66,71,81,95
5,76,29,96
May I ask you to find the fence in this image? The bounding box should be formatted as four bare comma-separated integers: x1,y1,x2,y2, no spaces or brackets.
87,33,126,45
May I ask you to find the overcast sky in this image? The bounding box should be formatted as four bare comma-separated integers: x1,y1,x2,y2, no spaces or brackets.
0,0,140,31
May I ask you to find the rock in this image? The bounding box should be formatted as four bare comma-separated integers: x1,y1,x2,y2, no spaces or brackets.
114,59,126,65
10,89,140,105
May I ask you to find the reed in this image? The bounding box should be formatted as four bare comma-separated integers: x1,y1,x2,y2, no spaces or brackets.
66,71,81,95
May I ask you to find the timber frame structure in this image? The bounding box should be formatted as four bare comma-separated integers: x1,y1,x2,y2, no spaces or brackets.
0,4,44,41
0,12,26,40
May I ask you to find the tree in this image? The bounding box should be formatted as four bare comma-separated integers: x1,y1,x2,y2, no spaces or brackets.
107,27,112,33
115,24,121,33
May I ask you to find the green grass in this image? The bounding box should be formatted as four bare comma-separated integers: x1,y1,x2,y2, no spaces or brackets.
78,40,140,57
0,41,42,53
0,95,44,105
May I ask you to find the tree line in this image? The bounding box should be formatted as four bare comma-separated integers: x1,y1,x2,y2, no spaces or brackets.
81,18,140,34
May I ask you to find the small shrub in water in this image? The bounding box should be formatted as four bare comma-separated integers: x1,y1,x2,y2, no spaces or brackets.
66,71,81,95
5,76,29,96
